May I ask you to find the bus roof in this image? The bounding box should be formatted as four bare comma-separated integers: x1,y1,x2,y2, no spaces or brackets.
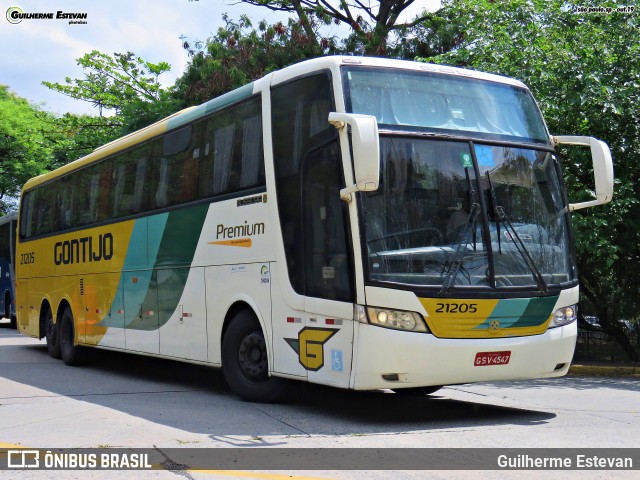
22,56,528,192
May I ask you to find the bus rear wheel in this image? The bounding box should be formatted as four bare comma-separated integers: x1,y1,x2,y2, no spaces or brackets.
222,310,286,403
45,308,61,359
59,307,85,366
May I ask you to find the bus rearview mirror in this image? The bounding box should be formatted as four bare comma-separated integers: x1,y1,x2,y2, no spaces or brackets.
328,112,380,201
552,135,614,211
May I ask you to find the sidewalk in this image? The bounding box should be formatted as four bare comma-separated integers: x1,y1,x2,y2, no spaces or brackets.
569,363,640,377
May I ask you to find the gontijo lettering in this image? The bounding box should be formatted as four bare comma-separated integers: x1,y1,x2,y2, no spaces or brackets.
54,233,114,265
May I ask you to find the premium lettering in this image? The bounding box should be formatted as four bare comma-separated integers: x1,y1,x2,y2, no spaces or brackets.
216,221,265,239
54,233,113,265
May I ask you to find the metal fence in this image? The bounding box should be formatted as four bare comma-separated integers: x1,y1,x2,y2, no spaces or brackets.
574,329,640,363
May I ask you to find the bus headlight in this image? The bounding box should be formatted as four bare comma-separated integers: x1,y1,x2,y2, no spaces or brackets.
366,307,429,333
549,305,577,328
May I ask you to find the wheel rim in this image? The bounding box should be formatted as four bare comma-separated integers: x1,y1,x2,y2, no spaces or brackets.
237,331,268,381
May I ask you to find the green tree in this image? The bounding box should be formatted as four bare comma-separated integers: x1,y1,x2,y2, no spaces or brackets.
0,86,57,212
176,2,462,105
176,14,333,105
51,114,121,166
423,0,640,360
239,0,444,56
43,50,182,134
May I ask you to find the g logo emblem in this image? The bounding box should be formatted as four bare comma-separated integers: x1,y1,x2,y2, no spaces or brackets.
489,319,500,332
285,327,337,371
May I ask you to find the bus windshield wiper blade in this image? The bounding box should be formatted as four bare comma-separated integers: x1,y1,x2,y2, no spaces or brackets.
438,202,480,297
486,171,548,295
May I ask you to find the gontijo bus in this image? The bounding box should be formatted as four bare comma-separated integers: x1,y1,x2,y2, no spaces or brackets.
16,57,613,401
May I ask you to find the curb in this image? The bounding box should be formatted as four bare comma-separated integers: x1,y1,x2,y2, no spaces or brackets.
569,364,640,378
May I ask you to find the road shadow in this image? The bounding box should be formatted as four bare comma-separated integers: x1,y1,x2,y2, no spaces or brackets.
0,336,558,440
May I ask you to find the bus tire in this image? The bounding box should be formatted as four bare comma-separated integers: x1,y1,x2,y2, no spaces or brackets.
59,307,84,366
222,310,286,403
45,308,61,359
4,292,10,321
391,386,443,396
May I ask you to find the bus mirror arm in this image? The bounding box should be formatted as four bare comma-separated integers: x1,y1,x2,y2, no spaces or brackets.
552,135,614,211
328,113,380,202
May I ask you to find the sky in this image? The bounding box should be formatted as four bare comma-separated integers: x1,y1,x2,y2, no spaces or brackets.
0,0,441,116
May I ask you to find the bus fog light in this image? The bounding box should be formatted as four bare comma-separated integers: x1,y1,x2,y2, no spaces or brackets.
367,307,428,333
550,305,577,328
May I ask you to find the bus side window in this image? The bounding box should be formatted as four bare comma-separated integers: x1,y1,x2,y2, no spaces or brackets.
213,122,235,195
158,125,200,207
19,192,33,239
181,121,203,203
56,176,75,230
113,142,155,217
34,187,56,236
199,96,264,200
239,106,264,189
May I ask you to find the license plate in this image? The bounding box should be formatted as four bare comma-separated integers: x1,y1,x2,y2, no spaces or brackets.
474,351,511,366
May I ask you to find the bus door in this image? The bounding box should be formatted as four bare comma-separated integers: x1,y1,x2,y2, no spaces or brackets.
301,140,355,388
270,73,355,387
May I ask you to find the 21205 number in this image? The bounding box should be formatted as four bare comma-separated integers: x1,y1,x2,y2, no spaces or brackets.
20,252,35,265
435,303,478,314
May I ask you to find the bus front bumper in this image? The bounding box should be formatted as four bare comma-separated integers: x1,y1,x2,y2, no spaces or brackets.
350,321,577,390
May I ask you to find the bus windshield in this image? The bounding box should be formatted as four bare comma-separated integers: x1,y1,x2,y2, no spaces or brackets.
359,137,575,290
342,67,575,291
342,66,549,144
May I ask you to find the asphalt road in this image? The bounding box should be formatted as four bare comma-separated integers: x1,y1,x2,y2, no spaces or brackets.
0,319,638,480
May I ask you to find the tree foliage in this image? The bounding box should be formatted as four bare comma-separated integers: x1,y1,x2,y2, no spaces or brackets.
43,50,182,134
0,86,57,212
51,114,121,166
424,0,640,359
176,14,333,105
176,2,462,105
239,0,445,56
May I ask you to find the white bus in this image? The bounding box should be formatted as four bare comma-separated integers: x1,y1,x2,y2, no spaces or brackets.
16,56,613,401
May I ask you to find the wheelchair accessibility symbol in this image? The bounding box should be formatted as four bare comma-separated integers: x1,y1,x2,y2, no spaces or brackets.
331,349,343,372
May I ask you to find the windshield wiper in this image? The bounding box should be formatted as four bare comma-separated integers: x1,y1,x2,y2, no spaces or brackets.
438,202,480,296
486,171,549,295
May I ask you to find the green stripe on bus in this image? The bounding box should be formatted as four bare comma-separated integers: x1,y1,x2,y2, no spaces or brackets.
474,295,558,330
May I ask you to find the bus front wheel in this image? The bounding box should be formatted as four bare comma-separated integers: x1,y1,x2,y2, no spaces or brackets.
59,307,85,366
222,310,286,403
45,308,61,359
